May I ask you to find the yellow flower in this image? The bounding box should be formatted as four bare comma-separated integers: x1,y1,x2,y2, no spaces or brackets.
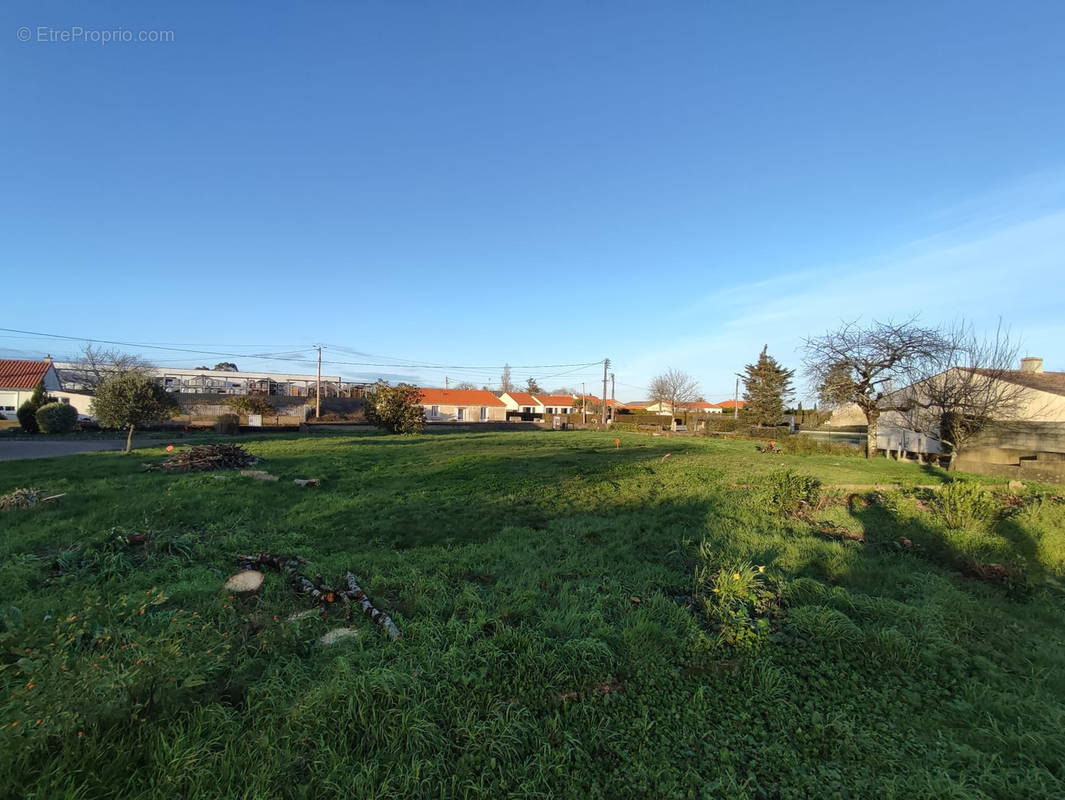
732,573,740,580
712,588,719,593
757,565,766,573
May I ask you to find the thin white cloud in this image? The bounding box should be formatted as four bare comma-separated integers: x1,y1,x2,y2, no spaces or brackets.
618,180,1065,402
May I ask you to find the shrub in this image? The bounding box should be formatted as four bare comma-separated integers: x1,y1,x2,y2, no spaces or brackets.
933,480,997,530
613,413,673,428
16,402,40,433
765,469,822,516
215,413,240,434
224,395,275,417
703,416,742,433
693,543,781,649
364,381,424,434
35,402,78,434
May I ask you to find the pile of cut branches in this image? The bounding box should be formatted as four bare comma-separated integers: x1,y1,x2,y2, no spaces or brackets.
0,487,63,510
147,444,258,472
236,553,402,640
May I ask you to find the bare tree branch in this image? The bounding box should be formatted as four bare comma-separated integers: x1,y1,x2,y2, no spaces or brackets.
69,344,152,390
648,368,700,426
889,320,1032,468
804,318,948,457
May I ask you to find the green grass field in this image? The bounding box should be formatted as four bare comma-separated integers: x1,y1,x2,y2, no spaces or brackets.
2,429,1064,799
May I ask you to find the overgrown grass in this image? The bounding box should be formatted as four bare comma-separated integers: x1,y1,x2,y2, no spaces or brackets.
1,429,1064,799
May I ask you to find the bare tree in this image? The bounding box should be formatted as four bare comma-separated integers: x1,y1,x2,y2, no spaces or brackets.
499,364,514,395
648,368,700,429
70,344,151,390
452,381,478,390
891,322,1030,469
804,319,947,457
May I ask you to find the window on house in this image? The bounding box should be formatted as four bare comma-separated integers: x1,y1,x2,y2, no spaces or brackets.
457,407,465,421
430,405,439,417
480,406,487,421
523,406,531,413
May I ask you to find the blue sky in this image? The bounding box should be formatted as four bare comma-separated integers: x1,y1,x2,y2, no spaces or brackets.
3,1,1064,402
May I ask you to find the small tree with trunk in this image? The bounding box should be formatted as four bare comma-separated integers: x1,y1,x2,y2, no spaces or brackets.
525,377,542,394
364,381,425,434
91,371,179,452
804,319,947,458
742,345,795,426
214,362,239,371
648,369,700,429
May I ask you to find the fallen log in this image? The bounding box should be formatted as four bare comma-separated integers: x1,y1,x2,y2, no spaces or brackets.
342,572,402,641
240,470,279,482
234,554,401,640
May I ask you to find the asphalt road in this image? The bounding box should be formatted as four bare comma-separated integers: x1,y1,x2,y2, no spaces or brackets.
0,439,129,461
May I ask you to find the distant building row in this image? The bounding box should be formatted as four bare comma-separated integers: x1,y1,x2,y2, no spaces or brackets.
416,388,744,423
1,357,742,426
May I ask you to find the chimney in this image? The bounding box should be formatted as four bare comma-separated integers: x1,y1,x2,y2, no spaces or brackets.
45,354,52,363
1020,357,1044,374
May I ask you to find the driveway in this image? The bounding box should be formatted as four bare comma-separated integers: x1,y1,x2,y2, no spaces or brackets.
0,439,129,461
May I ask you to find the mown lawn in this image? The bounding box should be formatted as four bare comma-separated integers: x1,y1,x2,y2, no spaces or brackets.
2,429,1064,799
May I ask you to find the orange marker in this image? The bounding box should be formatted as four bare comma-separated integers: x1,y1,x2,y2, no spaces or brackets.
615,438,620,449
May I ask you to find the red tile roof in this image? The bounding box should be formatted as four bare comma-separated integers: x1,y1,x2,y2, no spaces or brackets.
0,359,53,390
419,388,505,406
504,392,541,406
535,394,576,406
714,400,745,409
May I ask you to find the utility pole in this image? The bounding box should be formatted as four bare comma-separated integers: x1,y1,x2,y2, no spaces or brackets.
610,372,615,417
601,358,609,425
733,376,740,420
316,345,322,419
445,376,449,389
582,382,587,424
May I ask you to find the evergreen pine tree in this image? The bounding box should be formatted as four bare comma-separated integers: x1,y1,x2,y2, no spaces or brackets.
741,345,795,426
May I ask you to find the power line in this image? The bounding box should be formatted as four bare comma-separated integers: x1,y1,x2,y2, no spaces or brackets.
0,326,604,376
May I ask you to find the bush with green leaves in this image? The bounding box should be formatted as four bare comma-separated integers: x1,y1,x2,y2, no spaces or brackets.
693,542,781,649
34,402,78,434
16,402,39,433
224,395,275,417
90,372,178,452
765,468,822,516
933,480,998,530
15,382,52,433
364,381,425,434
777,435,861,457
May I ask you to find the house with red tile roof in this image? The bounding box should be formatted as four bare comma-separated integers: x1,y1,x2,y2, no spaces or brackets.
499,391,545,415
679,401,720,414
419,388,507,422
713,399,746,411
0,358,61,418
535,394,576,415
